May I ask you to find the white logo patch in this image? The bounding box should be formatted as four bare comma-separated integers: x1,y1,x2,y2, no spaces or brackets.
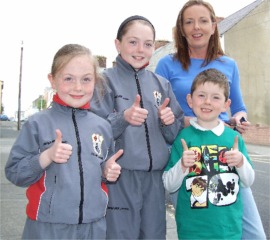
92,134,104,157
153,91,162,106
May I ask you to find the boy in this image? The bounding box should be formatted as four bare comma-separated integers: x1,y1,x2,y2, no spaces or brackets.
163,68,254,239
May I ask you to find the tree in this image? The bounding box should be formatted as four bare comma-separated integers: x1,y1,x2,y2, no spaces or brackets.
37,98,46,111
1,104,4,114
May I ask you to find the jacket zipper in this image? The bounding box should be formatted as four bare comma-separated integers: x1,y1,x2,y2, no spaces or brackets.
72,108,84,224
134,72,153,172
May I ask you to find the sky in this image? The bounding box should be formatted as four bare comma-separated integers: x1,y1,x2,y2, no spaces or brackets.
0,0,255,117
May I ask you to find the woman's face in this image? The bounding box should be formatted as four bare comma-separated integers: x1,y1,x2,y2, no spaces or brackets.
115,22,155,70
182,5,216,53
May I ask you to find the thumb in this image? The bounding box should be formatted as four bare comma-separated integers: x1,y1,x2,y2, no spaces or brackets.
55,129,62,144
181,139,188,151
133,95,141,107
159,98,170,110
232,135,239,150
110,149,124,163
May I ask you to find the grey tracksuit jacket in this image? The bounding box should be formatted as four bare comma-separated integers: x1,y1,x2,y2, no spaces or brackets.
91,55,184,171
5,102,114,224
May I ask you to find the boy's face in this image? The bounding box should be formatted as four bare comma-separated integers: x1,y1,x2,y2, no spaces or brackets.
48,55,95,108
187,82,231,128
115,22,155,70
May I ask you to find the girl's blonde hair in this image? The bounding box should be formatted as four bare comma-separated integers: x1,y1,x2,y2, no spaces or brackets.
51,44,106,97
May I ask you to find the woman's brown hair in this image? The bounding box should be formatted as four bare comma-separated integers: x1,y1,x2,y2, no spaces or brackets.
173,0,224,70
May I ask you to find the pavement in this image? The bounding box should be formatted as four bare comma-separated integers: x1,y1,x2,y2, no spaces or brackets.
1,121,269,239
244,143,270,157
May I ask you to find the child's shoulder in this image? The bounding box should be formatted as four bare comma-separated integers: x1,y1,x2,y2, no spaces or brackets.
102,67,115,78
147,70,174,88
224,126,243,137
89,111,109,124
223,126,246,145
25,108,50,122
174,126,195,140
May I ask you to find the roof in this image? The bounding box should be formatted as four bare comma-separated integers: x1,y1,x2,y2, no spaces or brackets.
218,0,264,36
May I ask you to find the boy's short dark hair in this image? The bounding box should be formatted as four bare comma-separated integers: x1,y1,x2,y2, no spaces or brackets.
190,68,230,100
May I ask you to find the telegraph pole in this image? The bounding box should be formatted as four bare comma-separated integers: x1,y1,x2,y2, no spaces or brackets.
17,41,23,131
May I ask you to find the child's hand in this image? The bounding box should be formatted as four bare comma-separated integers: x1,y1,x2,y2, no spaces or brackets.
158,98,175,125
124,95,148,126
181,139,196,170
50,129,72,163
103,149,123,182
225,136,244,168
39,129,72,168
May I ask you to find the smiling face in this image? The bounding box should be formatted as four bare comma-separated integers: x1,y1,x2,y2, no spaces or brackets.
187,82,231,129
48,55,95,108
182,4,216,55
115,21,155,70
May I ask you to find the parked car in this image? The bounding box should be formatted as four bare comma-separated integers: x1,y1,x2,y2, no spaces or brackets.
0,114,10,121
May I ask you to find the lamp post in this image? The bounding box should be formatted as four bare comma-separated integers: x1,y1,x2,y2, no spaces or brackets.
17,41,23,131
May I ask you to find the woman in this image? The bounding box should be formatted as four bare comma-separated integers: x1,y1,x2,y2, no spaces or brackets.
155,0,266,239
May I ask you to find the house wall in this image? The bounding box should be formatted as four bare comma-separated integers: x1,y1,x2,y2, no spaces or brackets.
224,0,270,125
0,80,3,114
148,42,175,72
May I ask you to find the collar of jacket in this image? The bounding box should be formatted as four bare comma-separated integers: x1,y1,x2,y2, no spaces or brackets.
116,54,149,73
53,93,90,110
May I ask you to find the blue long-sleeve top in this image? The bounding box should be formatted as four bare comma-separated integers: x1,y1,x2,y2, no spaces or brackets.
155,54,247,121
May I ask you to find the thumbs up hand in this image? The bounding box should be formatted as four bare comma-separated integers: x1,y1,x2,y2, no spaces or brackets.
50,129,73,163
224,136,244,168
103,149,123,182
39,129,73,169
180,139,196,171
124,95,148,126
158,98,175,126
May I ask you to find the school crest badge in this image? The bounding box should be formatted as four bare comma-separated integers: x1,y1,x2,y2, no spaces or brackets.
92,134,104,157
153,91,162,106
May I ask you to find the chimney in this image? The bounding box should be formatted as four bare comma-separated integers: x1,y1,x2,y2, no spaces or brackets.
216,16,224,23
95,55,107,68
155,40,170,50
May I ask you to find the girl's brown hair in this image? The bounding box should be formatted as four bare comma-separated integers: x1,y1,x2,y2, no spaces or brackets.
116,15,156,41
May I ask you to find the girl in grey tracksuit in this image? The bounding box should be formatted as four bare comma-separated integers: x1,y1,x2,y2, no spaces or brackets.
91,16,184,239
5,100,113,239
5,44,122,239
